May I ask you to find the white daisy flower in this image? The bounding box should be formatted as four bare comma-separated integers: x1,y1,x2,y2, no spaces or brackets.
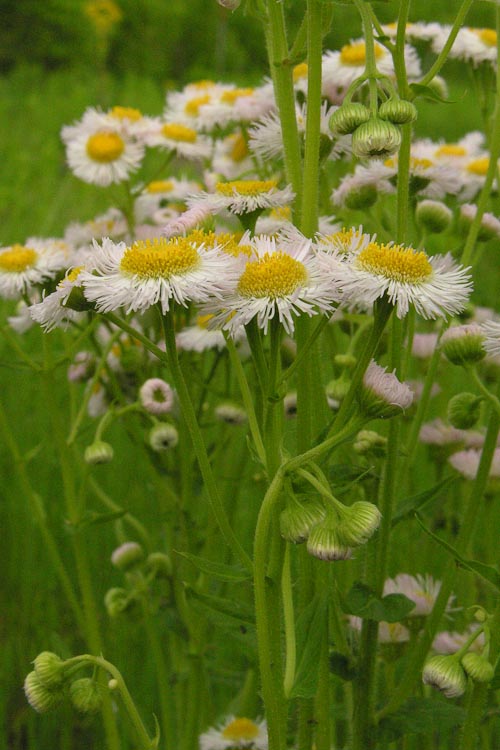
318,240,472,319
195,86,259,129
141,119,213,161
433,626,485,655
64,208,129,247
206,234,340,335
431,132,486,164
331,163,394,208
448,447,500,480
134,178,202,222
383,574,452,617
176,314,227,352
0,239,68,300
383,152,462,199
80,236,238,315
349,616,410,644
139,378,175,415
29,265,87,331
164,80,229,131
200,717,268,750
482,320,500,356
360,360,414,418
315,226,374,256
211,131,255,181
419,419,477,447
380,21,446,44
460,204,500,240
458,155,499,201
187,180,295,217
432,26,497,67
7,295,39,334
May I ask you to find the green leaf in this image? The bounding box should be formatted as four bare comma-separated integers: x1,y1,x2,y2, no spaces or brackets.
290,595,328,698
67,509,127,532
377,697,465,741
409,83,460,103
342,582,415,622
392,476,457,526
174,551,251,583
416,514,500,591
329,651,357,681
186,588,255,627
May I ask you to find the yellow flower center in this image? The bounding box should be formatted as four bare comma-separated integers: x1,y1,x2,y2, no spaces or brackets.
356,242,433,283
0,245,37,273
467,157,489,176
147,180,174,193
110,106,142,121
120,238,199,279
238,252,308,298
229,133,249,162
220,88,254,104
384,157,433,171
216,180,277,196
58,266,83,287
435,144,467,157
293,62,308,81
86,131,125,162
184,94,211,116
191,80,215,90
474,28,497,46
222,719,260,742
196,313,214,329
327,228,363,253
340,42,384,66
270,206,292,220
161,123,198,143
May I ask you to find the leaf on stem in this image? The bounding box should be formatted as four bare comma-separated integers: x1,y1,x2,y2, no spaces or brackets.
392,476,458,526
342,582,415,622
290,594,328,698
376,697,465,741
174,551,252,583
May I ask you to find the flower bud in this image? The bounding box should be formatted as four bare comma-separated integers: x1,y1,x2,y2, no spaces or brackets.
422,654,467,698
339,501,381,546
139,378,175,416
62,285,94,312
334,353,357,370
353,429,387,457
326,377,350,402
428,76,448,100
351,118,402,159
111,542,144,571
358,361,413,419
280,495,326,544
144,552,173,578
441,325,486,366
108,678,119,691
378,98,418,125
459,204,500,242
447,393,482,430
24,671,63,713
149,423,179,452
416,200,452,234
344,183,378,210
214,402,248,425
69,678,102,715
329,103,371,136
104,587,131,617
84,440,114,465
284,392,298,419
34,652,65,689
461,652,494,683
306,510,352,561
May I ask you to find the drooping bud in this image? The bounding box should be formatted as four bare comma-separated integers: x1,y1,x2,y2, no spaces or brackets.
326,377,350,402
24,671,63,713
104,587,131,618
214,402,248,425
416,200,452,234
69,678,102,715
144,552,172,578
461,652,494,683
344,183,378,210
378,98,418,125
351,118,402,159
441,325,486,366
358,361,414,419
139,378,175,416
34,652,65,689
339,501,381,546
148,423,179,452
306,509,352,561
447,392,482,430
329,103,371,136
111,541,144,571
353,429,387,457
422,654,467,698
84,440,114,465
280,495,326,544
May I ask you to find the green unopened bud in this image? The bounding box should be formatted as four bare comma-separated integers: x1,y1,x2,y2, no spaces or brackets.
149,423,179,451
416,200,452,234
344,183,378,210
34,652,65,689
329,103,371,136
334,353,357,370
111,542,144,571
104,587,131,618
461,652,494,683
422,654,467,698
108,678,119,691
144,552,173,578
359,361,413,419
352,118,402,160
306,509,352,561
353,429,387,457
24,671,63,713
62,285,94,312
428,76,448,100
280,495,326,544
326,377,350,402
378,98,418,125
441,325,486,366
69,678,102,715
339,501,381,546
447,392,482,430
84,440,114,465
214,402,248,425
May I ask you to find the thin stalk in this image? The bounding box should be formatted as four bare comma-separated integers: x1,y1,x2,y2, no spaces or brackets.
282,544,297,698
418,0,474,88
279,315,331,389
104,312,168,363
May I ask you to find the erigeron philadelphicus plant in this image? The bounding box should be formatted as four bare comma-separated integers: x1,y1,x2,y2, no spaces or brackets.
10,2,500,750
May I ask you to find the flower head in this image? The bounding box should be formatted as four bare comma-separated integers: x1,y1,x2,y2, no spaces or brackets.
139,378,175,415
200,717,268,750
0,239,68,300
187,180,295,217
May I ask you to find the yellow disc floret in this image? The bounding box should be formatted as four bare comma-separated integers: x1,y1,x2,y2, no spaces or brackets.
0,245,37,273
357,242,433,283
220,88,254,105
467,157,489,176
229,133,249,162
110,106,142,121
196,313,214,329
161,123,198,143
474,28,497,47
86,131,125,162
340,42,383,66
435,144,467,158
120,238,200,279
238,252,308,298
222,718,260,742
147,180,174,193
58,266,83,288
216,180,277,196
293,62,308,81
184,94,211,117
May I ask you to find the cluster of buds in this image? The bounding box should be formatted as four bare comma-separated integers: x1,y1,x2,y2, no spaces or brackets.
105,541,172,618
329,96,417,160
24,652,102,715
280,492,381,561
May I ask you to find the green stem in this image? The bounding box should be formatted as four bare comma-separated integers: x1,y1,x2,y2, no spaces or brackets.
282,544,297,698
279,315,331,389
467,366,500,416
104,312,168,363
160,311,252,572
88,476,152,549
419,0,474,88
285,417,365,475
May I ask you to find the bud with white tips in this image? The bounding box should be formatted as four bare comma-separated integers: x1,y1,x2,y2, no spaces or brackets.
358,361,413,419
441,325,486,366
339,501,381,546
34,652,65,689
416,200,452,234
280,495,326,544
149,423,179,452
378,98,418,125
422,654,467,698
461,652,494,683
84,440,114,465
24,671,63,713
352,118,402,159
306,509,352,561
69,678,102,715
329,103,371,136
111,541,144,571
